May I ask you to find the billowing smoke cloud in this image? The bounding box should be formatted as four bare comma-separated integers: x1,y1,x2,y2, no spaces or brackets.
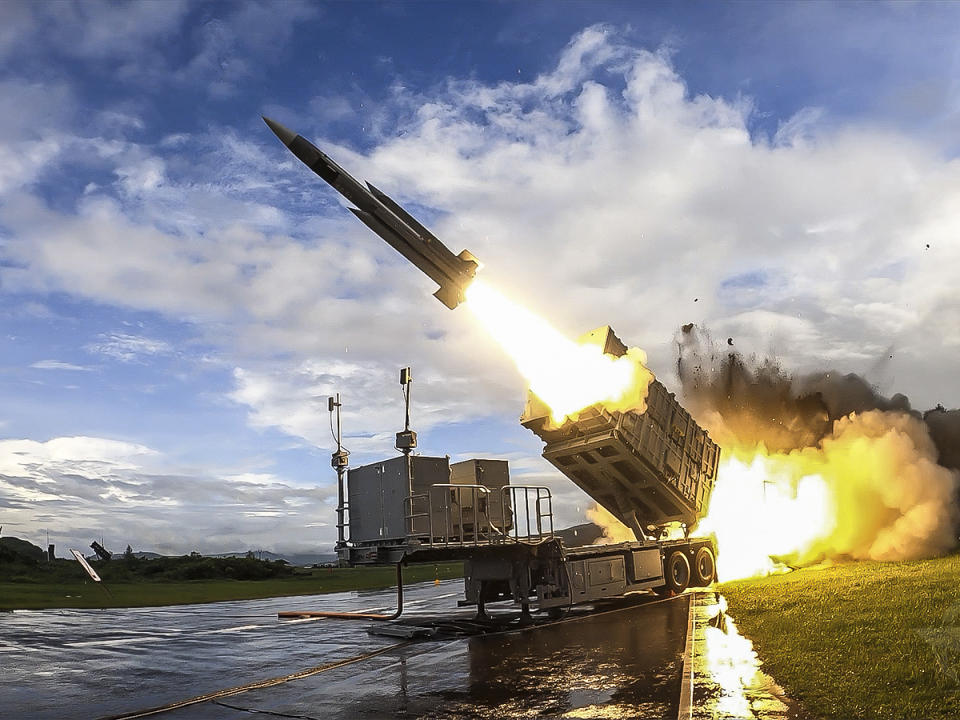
677,324,959,571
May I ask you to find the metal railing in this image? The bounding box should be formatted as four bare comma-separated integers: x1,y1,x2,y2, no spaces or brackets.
402,483,554,548
432,483,492,547
403,493,432,540
502,485,554,541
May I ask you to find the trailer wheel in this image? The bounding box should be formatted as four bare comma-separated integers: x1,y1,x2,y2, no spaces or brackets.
693,546,715,586
665,550,691,594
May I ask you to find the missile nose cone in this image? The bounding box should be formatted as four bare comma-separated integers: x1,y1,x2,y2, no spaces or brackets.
262,116,297,147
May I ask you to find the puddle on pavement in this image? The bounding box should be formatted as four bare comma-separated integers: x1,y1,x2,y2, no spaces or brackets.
695,594,805,720
422,597,688,719
702,595,763,717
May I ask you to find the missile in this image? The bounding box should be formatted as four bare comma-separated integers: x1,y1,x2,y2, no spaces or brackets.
262,116,479,309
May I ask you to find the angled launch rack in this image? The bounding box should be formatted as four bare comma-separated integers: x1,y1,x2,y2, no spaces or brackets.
521,327,719,540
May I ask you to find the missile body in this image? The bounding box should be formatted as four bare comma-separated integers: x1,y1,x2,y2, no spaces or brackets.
263,117,479,309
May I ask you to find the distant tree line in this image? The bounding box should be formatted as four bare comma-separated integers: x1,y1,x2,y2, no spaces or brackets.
0,537,295,583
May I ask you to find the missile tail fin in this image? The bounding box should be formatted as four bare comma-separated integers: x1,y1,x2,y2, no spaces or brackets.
433,284,462,310
457,248,480,271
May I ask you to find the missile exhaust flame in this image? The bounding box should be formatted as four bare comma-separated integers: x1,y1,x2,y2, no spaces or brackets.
464,280,654,424
697,455,835,581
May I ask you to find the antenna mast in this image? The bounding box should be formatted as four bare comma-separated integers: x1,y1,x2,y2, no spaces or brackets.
329,393,349,552
396,368,416,455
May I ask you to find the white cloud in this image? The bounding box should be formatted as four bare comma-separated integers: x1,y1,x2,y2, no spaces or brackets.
0,436,334,555
115,157,165,195
172,1,318,97
30,360,91,372
85,333,172,363
0,1,317,97
229,354,512,456
0,1,186,66
4,26,959,413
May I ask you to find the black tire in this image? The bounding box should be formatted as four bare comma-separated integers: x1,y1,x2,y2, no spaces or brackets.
665,550,691,594
693,546,716,587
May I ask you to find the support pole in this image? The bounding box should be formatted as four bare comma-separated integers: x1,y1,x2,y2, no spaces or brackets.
330,394,349,555
396,368,417,535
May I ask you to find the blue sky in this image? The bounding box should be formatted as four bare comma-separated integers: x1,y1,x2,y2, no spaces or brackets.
2,1,959,555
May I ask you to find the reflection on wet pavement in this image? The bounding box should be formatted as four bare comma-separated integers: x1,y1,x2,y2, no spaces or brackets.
4,583,808,719
181,594,691,719
690,592,809,720
0,581,461,719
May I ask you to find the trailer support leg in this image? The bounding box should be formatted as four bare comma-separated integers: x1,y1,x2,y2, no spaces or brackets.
474,581,489,621
388,562,404,620
519,602,532,625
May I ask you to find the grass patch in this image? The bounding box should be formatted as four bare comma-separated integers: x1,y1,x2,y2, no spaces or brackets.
0,562,462,610
719,554,960,720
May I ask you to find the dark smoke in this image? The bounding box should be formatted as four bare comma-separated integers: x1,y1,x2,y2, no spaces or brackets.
675,324,960,473
924,407,960,473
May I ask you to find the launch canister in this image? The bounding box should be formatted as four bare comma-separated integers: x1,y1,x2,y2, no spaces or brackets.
263,116,479,309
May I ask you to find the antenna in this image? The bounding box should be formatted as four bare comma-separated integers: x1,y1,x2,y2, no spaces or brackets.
396,367,417,455
329,393,349,550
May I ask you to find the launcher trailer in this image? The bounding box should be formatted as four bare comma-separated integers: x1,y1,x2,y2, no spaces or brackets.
335,327,720,618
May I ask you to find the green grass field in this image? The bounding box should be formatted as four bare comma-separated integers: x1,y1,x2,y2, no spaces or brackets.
0,562,463,610
720,554,960,720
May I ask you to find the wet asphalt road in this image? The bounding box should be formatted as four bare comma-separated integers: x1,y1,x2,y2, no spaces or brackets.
1,580,690,719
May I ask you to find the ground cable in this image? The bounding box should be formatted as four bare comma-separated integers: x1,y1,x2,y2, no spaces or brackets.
97,640,412,720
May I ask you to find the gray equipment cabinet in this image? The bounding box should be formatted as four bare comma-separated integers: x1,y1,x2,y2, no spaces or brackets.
347,455,450,545
450,459,513,535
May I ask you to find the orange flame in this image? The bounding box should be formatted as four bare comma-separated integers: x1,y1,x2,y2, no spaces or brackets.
465,280,653,423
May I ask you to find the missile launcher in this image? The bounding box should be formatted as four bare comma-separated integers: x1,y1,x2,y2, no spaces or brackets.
521,326,719,539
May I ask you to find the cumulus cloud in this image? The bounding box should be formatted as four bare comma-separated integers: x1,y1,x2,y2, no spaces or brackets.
351,26,959,406
7,27,955,396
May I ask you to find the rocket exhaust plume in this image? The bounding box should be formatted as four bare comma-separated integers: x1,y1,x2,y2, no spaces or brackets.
465,280,654,424
586,504,639,545
677,325,959,581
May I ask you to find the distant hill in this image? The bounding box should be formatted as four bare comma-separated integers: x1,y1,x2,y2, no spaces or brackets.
0,536,46,563
122,549,336,565
555,522,604,548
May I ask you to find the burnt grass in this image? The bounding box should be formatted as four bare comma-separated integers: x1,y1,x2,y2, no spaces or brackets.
720,554,960,720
